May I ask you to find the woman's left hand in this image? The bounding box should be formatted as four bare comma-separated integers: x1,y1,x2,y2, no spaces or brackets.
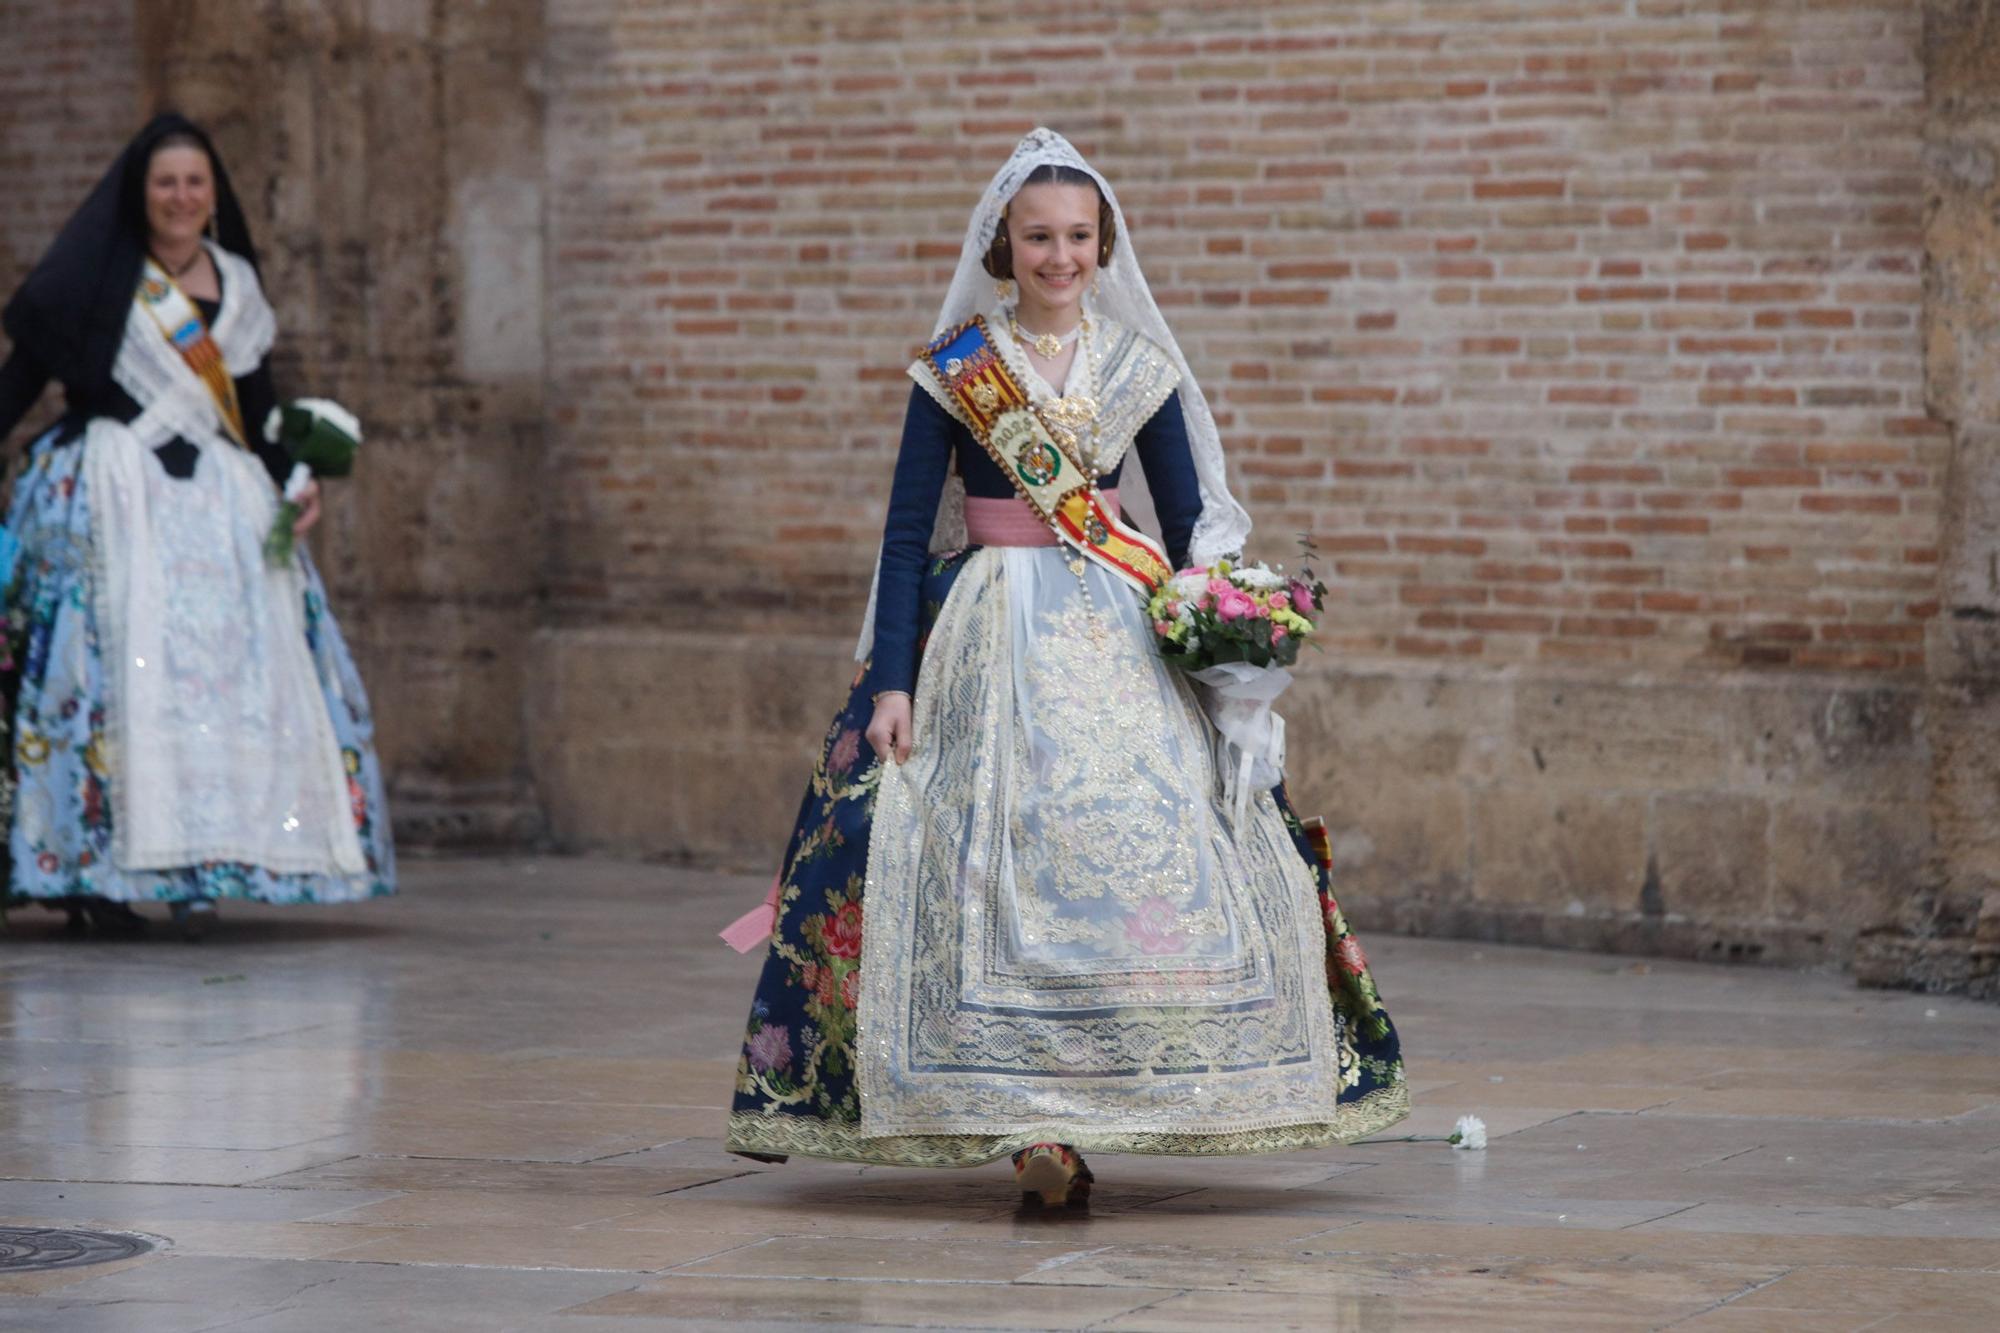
291,479,323,536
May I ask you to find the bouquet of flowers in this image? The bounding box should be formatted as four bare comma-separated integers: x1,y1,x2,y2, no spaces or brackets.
262,398,361,567
1146,554,1328,825
1147,558,1325,671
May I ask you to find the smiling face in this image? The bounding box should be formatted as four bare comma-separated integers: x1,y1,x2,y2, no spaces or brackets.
1004,181,1101,327
143,142,215,252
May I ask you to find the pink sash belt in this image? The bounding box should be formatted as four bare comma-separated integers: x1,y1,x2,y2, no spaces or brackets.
965,488,1118,547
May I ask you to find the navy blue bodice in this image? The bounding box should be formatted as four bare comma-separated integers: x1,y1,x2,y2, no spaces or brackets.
868,385,1202,696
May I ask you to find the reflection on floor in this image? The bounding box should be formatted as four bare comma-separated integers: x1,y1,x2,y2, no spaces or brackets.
2,857,1998,1331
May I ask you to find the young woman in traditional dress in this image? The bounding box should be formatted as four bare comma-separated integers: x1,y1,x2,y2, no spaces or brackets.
727,129,1404,1205
0,113,394,937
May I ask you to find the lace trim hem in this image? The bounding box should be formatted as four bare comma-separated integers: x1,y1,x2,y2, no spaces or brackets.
725,1080,1410,1167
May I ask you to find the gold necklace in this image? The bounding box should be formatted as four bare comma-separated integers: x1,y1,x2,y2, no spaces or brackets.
1010,314,1080,360
1039,319,1102,477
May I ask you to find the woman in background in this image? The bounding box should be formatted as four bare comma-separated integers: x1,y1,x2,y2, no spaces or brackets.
0,113,393,937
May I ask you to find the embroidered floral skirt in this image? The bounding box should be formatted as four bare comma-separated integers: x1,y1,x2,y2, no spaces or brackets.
0,427,395,906
728,546,1406,1167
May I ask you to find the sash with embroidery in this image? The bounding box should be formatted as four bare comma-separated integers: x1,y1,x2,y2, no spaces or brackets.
137,258,247,445
921,316,1171,597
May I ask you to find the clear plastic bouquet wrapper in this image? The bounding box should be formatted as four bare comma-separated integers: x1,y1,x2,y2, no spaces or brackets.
261,398,361,566
1147,555,1327,826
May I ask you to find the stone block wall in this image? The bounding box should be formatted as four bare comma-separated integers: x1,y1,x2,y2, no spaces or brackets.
1856,0,2000,996
7,1,1992,986
537,0,1946,970
0,1,141,429
141,2,549,844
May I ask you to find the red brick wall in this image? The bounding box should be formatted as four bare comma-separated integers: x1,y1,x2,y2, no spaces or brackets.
0,1,139,450
546,0,1936,673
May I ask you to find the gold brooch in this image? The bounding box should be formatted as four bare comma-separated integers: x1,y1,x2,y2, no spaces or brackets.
1044,394,1098,429
970,382,1000,412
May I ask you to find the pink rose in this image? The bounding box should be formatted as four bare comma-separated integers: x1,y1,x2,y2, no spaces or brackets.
827,727,863,775
1289,580,1317,614
1336,935,1370,977
1216,588,1257,622
1269,591,1290,612
1154,619,1174,637
1208,577,1233,597
1177,566,1204,579
1166,599,1182,616
823,901,863,959
1273,626,1289,643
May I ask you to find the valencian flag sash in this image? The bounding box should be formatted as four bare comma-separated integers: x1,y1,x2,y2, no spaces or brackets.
137,256,248,446
921,316,1172,598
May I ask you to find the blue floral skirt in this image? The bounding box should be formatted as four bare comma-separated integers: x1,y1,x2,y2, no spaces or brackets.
0,427,395,906
728,549,1405,1167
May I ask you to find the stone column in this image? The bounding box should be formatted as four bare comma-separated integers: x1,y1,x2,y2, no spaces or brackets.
132,1,548,845
1864,0,2000,995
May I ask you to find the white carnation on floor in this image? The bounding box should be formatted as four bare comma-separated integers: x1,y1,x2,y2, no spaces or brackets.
1450,1114,1488,1151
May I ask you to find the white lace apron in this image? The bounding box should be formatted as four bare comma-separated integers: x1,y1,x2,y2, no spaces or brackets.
856,548,1348,1140
84,246,365,876
854,300,1349,1142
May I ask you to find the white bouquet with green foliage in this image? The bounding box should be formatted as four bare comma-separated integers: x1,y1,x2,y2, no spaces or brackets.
262,398,361,566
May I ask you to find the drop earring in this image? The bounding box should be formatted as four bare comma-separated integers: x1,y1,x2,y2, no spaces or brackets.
995,278,1015,302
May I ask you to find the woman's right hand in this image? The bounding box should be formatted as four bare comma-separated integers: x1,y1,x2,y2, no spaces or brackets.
866,691,914,766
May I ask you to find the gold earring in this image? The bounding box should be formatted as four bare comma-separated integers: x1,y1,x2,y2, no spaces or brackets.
995,278,1015,302
1091,273,1101,299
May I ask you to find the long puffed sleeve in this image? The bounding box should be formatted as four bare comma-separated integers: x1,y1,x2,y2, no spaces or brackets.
236,360,287,484
867,386,960,697
0,344,52,446
1132,389,1203,570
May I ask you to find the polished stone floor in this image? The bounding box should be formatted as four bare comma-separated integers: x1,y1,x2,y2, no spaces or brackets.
1,857,1997,1331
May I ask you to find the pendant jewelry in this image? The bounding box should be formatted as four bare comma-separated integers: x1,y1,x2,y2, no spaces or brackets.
1039,392,1100,458
1010,315,1080,360
150,247,203,279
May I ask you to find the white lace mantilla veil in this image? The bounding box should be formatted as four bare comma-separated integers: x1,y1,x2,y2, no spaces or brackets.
851,127,1253,663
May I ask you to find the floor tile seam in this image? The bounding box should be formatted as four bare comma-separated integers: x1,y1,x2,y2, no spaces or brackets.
300,1252,712,1275
1653,1264,1803,1328
174,1264,352,1330
646,1232,802,1277
1076,1284,1195,1329
1634,1107,1988,1126
642,1170,763,1199
1292,1244,2000,1275
9,1132,356,1154
0,1171,358,1192
652,1268,1121,1289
